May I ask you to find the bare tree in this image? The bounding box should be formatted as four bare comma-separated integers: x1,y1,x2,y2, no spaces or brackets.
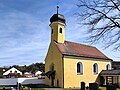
77,0,120,50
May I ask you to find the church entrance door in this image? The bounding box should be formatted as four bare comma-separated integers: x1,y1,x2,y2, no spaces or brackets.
51,76,54,86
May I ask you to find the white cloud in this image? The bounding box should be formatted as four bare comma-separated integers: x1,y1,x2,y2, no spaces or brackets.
0,5,51,66
0,0,119,66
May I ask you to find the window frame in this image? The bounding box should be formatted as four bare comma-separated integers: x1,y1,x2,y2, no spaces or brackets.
93,63,98,75
49,63,54,71
77,62,83,75
106,64,110,70
59,27,62,34
51,28,53,35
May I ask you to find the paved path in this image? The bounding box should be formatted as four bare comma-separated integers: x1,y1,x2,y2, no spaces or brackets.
44,88,79,90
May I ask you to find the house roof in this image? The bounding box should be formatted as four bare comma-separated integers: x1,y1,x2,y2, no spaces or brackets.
100,70,120,75
112,61,120,66
3,67,22,76
112,61,120,69
56,41,111,60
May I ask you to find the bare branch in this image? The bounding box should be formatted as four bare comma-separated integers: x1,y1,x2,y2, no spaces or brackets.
110,0,120,11
77,0,120,50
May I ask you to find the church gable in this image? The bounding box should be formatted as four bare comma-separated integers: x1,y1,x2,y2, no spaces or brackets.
45,42,62,62
56,41,112,60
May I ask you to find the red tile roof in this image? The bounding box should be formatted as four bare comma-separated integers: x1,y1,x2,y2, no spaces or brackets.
56,41,111,60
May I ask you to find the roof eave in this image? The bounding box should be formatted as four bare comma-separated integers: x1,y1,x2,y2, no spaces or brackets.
63,54,112,61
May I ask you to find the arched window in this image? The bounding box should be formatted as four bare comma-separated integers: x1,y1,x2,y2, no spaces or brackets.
106,64,110,70
59,28,62,33
77,62,83,74
51,65,54,71
51,29,53,34
50,63,54,71
93,63,98,74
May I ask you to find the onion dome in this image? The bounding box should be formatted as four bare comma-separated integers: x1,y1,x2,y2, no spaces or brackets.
50,6,66,24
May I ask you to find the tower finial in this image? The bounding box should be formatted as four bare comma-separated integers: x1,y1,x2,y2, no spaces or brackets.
57,6,59,14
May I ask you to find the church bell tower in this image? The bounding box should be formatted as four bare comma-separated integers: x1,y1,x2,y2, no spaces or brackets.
50,6,66,43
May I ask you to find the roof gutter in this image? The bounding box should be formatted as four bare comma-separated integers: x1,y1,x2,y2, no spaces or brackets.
63,54,112,61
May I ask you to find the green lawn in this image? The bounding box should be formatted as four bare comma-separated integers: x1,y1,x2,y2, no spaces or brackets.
0,86,45,90
0,86,10,89
100,87,120,90
32,88,45,90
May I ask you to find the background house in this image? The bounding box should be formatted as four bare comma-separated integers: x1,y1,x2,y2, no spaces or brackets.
23,72,33,77
35,71,42,76
98,61,120,87
112,61,120,70
35,71,43,78
3,67,22,78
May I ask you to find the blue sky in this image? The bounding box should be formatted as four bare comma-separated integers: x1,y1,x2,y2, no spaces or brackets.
0,0,119,66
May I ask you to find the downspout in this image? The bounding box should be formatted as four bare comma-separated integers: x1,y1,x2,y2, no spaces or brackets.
62,54,64,88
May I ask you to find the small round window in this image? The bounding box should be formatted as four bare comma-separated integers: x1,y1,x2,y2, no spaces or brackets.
59,28,62,34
